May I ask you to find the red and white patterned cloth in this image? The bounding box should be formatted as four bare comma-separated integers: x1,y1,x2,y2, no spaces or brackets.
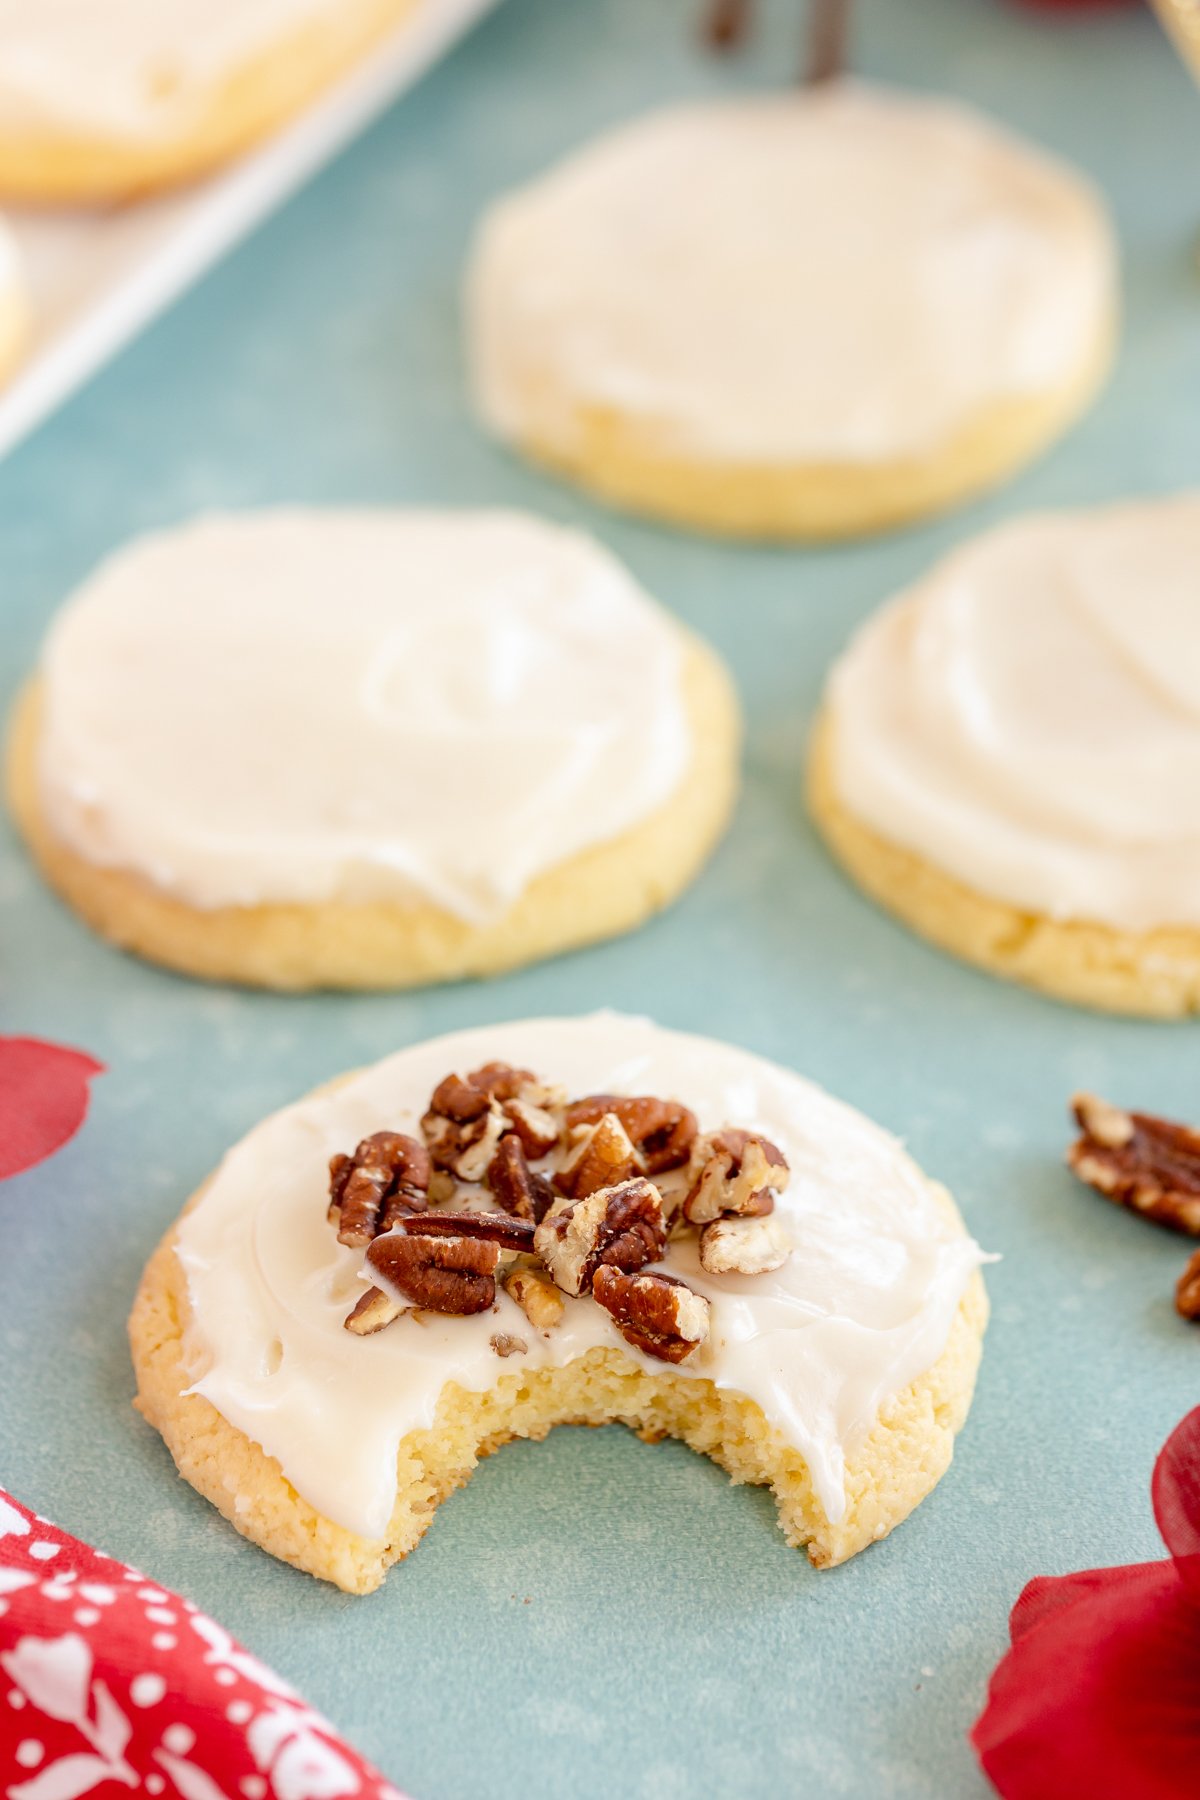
0,1489,404,1800
2,1036,405,1797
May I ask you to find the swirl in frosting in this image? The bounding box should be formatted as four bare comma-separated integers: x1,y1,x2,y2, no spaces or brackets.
35,509,691,920
826,496,1200,932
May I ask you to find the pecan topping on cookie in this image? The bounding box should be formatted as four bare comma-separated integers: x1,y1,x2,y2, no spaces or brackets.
423,1064,564,1182
592,1267,710,1364
682,1128,790,1226
1068,1094,1200,1237
328,1132,432,1247
391,1209,536,1254
343,1285,405,1336
366,1230,500,1315
502,1262,565,1331
488,1135,556,1223
490,1332,528,1358
338,1060,799,1349
467,1062,537,1101
534,1177,668,1296
699,1211,791,1276
421,1095,507,1184
502,1096,563,1159
555,1111,640,1199
565,1094,698,1174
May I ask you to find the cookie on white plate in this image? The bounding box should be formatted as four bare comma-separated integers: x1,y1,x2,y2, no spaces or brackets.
129,1013,989,1593
0,0,422,203
810,495,1200,1016
6,509,739,988
467,83,1116,539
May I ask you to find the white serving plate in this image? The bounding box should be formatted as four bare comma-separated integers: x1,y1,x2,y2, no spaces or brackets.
0,0,499,462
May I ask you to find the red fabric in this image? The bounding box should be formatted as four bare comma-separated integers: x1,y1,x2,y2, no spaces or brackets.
972,1407,1200,1799
0,1490,404,1800
0,1039,103,1181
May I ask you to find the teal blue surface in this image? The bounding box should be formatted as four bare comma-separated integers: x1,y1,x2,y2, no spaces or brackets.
2,1,1199,1794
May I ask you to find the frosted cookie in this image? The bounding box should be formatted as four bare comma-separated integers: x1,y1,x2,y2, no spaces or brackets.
810,496,1200,1017
0,0,420,203
129,1013,989,1593
466,83,1116,540
6,509,738,989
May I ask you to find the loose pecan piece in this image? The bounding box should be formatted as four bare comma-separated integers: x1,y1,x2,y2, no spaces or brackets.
699,1211,791,1276
682,1128,790,1226
592,1267,710,1364
490,1332,528,1358
502,1262,565,1331
343,1286,404,1335
555,1112,639,1199
391,1209,536,1254
1176,1251,1200,1321
488,1135,555,1223
366,1230,499,1314
565,1095,698,1175
534,1177,668,1296
328,1131,431,1247
1068,1094,1200,1237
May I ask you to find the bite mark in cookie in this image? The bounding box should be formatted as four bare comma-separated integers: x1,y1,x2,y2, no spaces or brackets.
130,1015,988,1593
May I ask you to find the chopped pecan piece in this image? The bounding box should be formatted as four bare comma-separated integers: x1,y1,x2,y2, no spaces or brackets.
1176,1251,1200,1321
469,1061,563,1153
488,1135,555,1223
422,1098,507,1184
391,1209,536,1254
682,1128,790,1226
534,1177,667,1296
464,1062,531,1101
423,1063,564,1181
502,1098,562,1159
502,1262,565,1331
343,1286,404,1335
328,1131,431,1247
555,1112,639,1199
592,1267,710,1364
490,1332,528,1358
1068,1094,1200,1237
565,1095,697,1174
429,1071,493,1123
699,1211,791,1276
366,1230,499,1314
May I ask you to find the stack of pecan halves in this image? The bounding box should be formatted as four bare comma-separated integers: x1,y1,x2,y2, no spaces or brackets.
325,1060,793,1365
1067,1093,1200,1321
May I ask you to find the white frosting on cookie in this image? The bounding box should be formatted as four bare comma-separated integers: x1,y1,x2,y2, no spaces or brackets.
826,496,1200,933
35,510,691,921
468,83,1114,465
175,1014,986,1541
0,0,375,142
